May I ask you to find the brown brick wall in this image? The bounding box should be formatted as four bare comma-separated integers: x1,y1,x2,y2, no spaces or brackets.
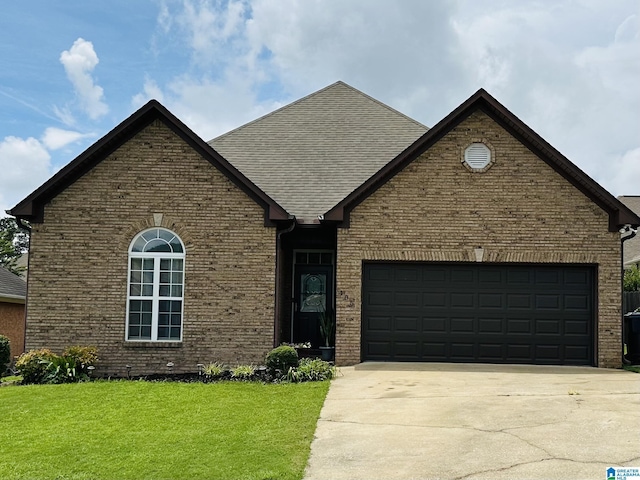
26,119,276,376
0,301,25,361
336,111,622,367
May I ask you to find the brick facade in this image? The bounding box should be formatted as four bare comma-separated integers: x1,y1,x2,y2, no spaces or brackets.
335,111,622,367
26,120,276,376
0,301,25,361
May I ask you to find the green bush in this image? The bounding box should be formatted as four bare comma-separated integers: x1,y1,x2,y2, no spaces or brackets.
265,345,299,373
0,335,10,375
231,365,256,380
286,358,336,382
203,362,226,379
62,345,98,374
15,349,57,384
624,265,640,291
44,355,80,384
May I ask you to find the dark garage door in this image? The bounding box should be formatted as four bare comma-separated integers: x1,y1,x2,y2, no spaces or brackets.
362,263,595,365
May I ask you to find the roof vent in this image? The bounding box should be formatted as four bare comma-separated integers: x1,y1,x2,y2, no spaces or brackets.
464,143,491,170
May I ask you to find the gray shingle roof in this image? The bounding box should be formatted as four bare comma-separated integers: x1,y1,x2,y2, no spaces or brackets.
619,196,640,266
209,81,428,223
0,265,26,300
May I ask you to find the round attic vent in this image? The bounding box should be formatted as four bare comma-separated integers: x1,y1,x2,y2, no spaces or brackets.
464,143,491,170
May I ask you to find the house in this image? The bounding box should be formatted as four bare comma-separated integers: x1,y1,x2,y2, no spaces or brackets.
0,265,26,361
618,196,640,268
8,82,640,375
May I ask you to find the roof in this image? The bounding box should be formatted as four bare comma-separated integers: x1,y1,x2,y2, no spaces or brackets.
619,196,640,266
210,81,428,223
0,265,26,302
325,88,640,232
8,100,289,225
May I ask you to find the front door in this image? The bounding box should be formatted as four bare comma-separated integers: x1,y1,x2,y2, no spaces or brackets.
293,264,333,347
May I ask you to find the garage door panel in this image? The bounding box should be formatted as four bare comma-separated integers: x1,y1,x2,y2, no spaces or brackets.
423,317,447,332
362,263,594,365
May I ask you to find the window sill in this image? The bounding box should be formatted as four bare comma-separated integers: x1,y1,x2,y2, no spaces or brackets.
123,341,183,349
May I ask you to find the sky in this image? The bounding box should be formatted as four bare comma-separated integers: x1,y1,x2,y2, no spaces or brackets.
0,0,639,216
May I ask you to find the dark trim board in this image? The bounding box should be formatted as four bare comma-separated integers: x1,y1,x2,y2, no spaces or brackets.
361,262,596,365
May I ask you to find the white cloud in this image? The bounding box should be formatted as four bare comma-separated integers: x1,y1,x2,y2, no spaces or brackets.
41,127,93,151
0,136,52,213
131,78,166,109
60,38,109,120
605,148,640,196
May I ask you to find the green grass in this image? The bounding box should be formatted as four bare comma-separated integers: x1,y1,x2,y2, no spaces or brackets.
624,365,640,373
0,380,330,480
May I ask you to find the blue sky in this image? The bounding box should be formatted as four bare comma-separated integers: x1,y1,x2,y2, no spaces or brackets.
1,0,639,215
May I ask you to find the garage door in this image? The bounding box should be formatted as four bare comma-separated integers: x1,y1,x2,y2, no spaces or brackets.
362,263,595,365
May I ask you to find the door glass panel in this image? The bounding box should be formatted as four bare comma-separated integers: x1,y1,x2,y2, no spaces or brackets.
300,274,326,312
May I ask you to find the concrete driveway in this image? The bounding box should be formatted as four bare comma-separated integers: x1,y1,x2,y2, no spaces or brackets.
304,363,640,480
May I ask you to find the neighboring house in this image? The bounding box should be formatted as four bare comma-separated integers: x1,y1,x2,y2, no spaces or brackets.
8,82,640,375
618,196,640,268
0,265,26,361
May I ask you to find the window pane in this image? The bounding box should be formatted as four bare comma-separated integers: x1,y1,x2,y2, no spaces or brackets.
141,326,151,338
159,285,169,296
130,271,141,283
321,253,333,265
171,314,181,325
158,229,175,243
173,259,183,270
142,312,152,325
158,314,169,326
142,272,153,283
129,326,140,338
170,240,183,253
169,327,181,339
142,258,153,270
171,272,183,284
309,252,320,264
142,230,157,242
159,272,170,283
158,327,169,339
141,285,153,296
131,258,142,270
160,259,171,271
130,300,141,311
145,239,171,253
130,284,141,296
171,301,182,312
296,252,307,264
171,285,182,297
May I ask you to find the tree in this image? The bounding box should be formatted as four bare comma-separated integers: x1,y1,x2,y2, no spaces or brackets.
0,216,29,275
624,265,640,292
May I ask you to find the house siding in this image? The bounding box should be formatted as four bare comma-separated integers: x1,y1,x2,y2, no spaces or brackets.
336,110,621,367
26,120,276,376
0,301,25,361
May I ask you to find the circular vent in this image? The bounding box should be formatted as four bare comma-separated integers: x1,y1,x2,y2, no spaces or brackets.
464,143,491,170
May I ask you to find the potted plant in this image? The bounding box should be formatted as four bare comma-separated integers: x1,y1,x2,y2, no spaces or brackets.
319,308,335,362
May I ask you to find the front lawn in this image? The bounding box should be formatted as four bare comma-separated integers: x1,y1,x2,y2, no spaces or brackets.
0,380,329,480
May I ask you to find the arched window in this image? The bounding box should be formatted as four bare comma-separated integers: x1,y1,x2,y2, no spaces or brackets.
126,228,185,341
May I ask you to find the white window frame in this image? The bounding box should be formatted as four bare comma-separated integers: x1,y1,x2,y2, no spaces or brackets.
126,228,185,342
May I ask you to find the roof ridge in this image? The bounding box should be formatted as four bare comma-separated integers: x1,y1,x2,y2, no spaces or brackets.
335,81,429,131
209,81,428,143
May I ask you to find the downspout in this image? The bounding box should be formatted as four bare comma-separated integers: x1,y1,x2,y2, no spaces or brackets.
15,216,32,357
621,225,637,365
274,218,296,347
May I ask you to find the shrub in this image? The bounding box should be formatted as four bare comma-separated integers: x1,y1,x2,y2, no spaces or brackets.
624,265,640,292
44,355,81,384
15,349,57,384
0,335,10,375
203,362,227,379
286,358,336,383
265,345,299,373
231,365,256,380
62,345,98,374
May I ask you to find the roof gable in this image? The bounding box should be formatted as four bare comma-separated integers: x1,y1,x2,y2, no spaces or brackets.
8,100,289,225
210,81,428,223
325,88,640,232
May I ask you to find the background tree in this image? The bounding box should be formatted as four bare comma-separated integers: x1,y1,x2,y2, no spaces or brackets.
624,265,640,292
0,216,29,275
